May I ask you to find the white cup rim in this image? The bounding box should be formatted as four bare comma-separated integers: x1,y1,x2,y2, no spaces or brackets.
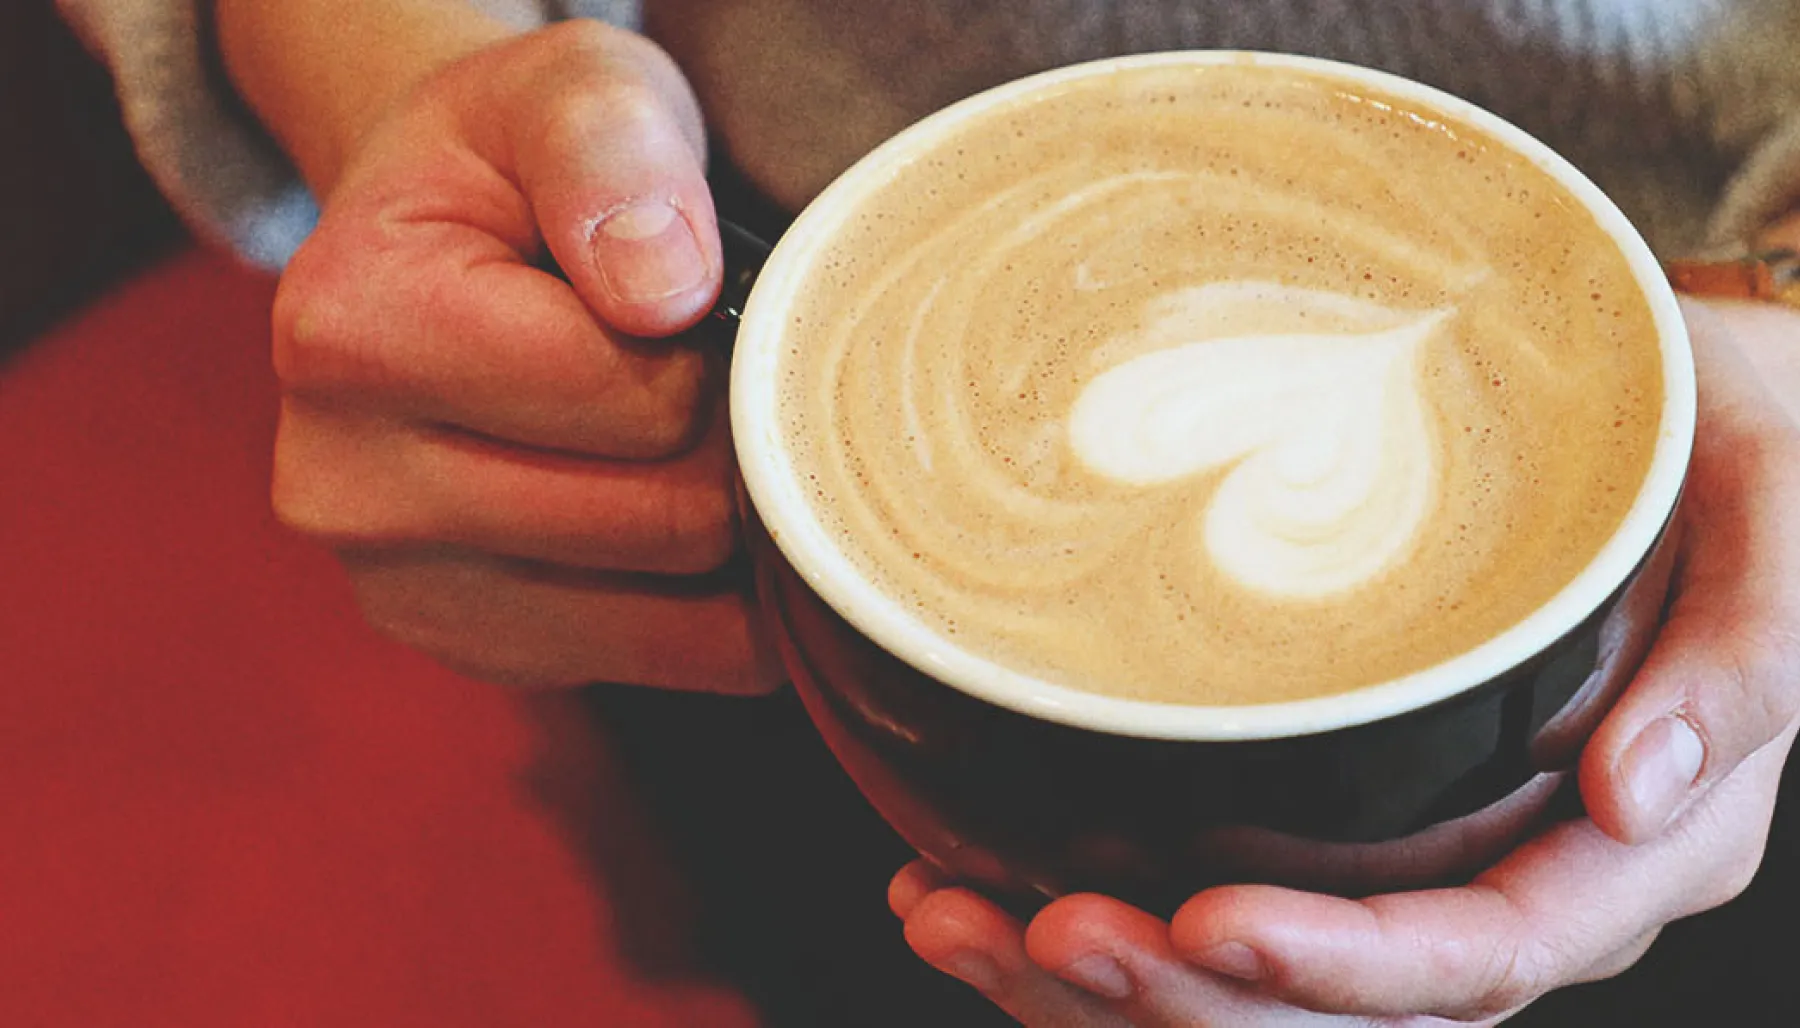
731,50,1696,742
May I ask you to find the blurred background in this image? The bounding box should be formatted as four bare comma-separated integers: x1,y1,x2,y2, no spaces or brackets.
1,0,183,354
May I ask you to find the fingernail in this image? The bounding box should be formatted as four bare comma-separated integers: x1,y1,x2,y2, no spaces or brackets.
1060,953,1133,999
1622,714,1706,833
1194,941,1265,981
594,199,708,304
942,951,1002,994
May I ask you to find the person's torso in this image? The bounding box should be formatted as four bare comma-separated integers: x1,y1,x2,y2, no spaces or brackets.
607,0,1800,254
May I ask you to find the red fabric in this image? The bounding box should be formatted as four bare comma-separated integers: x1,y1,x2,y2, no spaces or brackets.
0,249,758,1028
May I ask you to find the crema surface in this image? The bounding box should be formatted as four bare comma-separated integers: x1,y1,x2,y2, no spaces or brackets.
776,63,1662,706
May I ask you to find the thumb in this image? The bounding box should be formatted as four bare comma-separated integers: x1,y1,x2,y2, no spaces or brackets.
1581,299,1800,843
501,24,721,338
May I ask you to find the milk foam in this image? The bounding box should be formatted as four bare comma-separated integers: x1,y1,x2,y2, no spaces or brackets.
773,62,1664,706
1069,284,1446,597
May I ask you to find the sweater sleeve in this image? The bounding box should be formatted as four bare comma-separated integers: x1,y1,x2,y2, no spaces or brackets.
61,0,1790,266
56,0,638,268
1707,114,1800,251
59,0,317,267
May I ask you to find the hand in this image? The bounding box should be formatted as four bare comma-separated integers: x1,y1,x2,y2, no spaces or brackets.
893,299,1800,1025
256,18,777,692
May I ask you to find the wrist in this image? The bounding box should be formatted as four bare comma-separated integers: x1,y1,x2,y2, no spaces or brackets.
213,0,536,197
1668,208,1800,310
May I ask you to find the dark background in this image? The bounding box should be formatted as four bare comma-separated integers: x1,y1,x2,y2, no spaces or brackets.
1,0,183,354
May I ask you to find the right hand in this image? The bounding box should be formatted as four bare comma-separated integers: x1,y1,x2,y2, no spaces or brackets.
271,21,778,693
893,298,1800,1027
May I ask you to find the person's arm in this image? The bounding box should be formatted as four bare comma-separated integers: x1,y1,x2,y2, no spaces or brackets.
211,0,538,198
63,0,773,691
249,6,772,690
53,0,640,265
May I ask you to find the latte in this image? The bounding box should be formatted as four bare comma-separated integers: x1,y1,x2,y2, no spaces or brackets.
772,61,1662,706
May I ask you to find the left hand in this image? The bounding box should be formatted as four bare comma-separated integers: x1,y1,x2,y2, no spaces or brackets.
891,298,1800,1026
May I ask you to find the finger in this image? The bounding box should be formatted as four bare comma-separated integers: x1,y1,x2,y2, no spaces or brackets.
889,860,949,920
274,396,737,575
1570,929,1659,986
1703,301,1800,426
340,545,777,693
1027,894,1383,1027
275,226,712,460
903,888,1133,1027
500,23,721,336
1171,736,1789,1022
1580,301,1800,842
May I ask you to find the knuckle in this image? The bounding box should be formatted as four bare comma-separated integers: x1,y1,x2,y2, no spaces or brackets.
1463,937,1552,1020
1701,843,1766,910
268,478,324,541
1711,625,1800,747
682,508,741,574
592,78,676,142
269,476,361,547
540,77,671,157
537,89,603,153
647,492,737,574
634,415,705,460
1715,864,1760,909
600,348,713,457
638,371,713,455
269,257,335,389
268,433,339,541
270,249,395,397
1575,931,1660,987
269,409,421,545
347,583,435,658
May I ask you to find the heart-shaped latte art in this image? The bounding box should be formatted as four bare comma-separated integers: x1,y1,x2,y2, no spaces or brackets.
1069,282,1449,599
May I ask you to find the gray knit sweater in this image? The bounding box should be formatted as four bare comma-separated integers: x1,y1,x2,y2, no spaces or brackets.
60,0,1800,265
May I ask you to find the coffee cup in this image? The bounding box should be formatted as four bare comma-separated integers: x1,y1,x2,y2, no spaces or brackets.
715,51,1694,912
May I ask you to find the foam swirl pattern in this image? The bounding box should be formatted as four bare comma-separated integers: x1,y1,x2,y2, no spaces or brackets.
777,64,1662,706
1070,285,1445,598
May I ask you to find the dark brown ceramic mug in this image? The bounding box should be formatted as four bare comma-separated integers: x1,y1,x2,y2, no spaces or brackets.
712,52,1697,914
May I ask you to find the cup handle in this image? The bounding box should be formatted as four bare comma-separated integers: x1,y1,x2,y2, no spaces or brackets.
706,218,775,334
530,216,773,335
